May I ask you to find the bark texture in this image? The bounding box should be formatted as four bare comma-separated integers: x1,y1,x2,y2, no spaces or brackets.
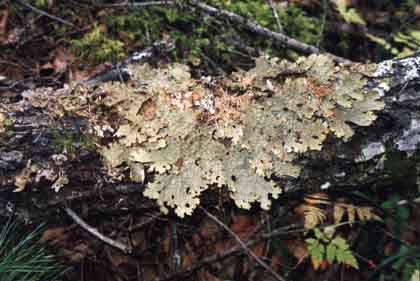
1,48,420,221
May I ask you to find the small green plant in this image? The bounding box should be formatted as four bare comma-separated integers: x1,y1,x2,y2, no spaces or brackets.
382,194,410,235
377,195,420,280
335,0,366,25
0,114,16,145
278,4,322,47
35,0,47,8
0,218,65,281
306,228,359,270
70,25,125,64
392,246,420,281
52,128,94,154
372,243,420,281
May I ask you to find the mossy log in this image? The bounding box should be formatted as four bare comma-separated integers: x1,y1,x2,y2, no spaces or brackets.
1,47,420,220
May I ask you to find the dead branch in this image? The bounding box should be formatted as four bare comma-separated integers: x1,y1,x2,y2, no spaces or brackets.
84,40,175,86
101,0,174,8
266,0,283,33
201,207,286,281
188,0,352,64
157,238,258,281
64,207,132,254
158,222,302,281
15,0,75,27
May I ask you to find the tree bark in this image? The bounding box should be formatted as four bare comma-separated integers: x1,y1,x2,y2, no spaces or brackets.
1,47,420,222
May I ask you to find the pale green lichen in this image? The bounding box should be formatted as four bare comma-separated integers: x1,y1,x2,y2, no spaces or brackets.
74,54,385,217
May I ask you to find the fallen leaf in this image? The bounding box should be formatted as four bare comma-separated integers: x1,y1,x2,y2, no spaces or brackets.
230,214,256,240
141,99,156,121
53,47,72,73
41,227,67,243
106,247,130,267
70,63,109,83
251,242,265,257
0,5,9,43
287,240,308,261
199,217,220,242
63,243,89,263
197,269,222,281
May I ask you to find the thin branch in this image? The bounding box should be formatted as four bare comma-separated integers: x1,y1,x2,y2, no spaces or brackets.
102,0,174,7
316,0,328,47
15,0,75,27
266,0,284,33
200,207,286,281
396,195,420,206
152,223,301,281
170,220,182,272
128,212,161,232
188,0,352,65
157,237,258,281
64,207,132,254
84,40,174,86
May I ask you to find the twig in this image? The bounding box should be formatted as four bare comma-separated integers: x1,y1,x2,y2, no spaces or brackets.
64,207,132,254
103,1,174,7
128,212,161,232
170,221,181,272
84,40,174,86
15,0,75,27
200,53,227,75
158,237,258,281
316,0,328,48
158,222,300,281
200,207,286,281
188,0,352,65
266,0,283,33
396,195,420,206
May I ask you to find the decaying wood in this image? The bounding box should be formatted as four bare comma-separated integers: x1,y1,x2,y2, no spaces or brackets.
1,44,420,223
1,48,420,281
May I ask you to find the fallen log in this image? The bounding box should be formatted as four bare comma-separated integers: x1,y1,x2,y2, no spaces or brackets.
1,45,420,220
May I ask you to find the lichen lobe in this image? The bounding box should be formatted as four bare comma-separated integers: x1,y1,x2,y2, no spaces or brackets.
94,54,384,217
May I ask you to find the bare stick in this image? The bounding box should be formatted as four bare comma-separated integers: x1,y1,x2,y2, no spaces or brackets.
157,222,302,281
266,0,284,33
102,1,174,7
158,238,257,281
201,207,286,281
15,0,74,27
64,207,132,254
189,0,351,64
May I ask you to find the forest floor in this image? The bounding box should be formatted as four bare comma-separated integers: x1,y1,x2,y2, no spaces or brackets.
1,1,420,281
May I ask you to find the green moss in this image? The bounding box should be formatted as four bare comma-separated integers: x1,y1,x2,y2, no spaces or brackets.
278,4,322,46
70,25,125,64
401,0,417,10
52,129,94,154
90,1,322,69
35,0,47,8
0,115,16,145
212,1,322,54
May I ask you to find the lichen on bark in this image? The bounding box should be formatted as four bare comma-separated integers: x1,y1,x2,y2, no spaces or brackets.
5,54,385,217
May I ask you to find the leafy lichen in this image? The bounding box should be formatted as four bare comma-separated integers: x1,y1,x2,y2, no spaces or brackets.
92,55,384,216
31,54,384,217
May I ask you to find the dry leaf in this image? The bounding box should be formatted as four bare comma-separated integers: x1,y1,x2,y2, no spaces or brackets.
304,193,331,205
303,205,327,229
287,240,308,261
53,47,72,73
334,204,345,224
0,6,9,43
41,227,67,243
